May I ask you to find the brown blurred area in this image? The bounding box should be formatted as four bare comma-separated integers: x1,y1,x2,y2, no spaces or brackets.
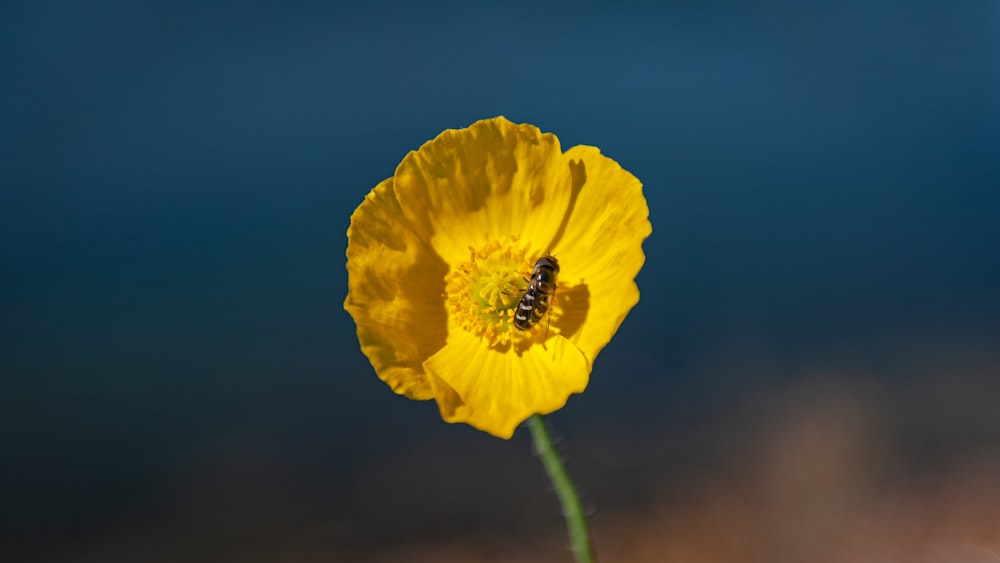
326,377,1000,563
31,349,1000,563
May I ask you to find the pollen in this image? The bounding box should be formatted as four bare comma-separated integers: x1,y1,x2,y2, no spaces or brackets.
445,236,535,347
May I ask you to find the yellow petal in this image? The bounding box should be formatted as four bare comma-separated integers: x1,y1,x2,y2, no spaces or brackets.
344,178,449,400
549,145,651,363
392,116,575,266
424,329,590,439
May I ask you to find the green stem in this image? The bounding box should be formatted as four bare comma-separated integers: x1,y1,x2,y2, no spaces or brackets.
527,414,595,563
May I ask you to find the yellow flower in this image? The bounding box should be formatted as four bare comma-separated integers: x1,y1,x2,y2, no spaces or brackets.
344,116,651,438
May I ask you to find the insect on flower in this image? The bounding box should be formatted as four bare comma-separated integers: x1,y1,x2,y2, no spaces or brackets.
514,255,560,331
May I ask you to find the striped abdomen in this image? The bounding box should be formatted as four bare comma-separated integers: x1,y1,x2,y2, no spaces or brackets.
514,255,559,331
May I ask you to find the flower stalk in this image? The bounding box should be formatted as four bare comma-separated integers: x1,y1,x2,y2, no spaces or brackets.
528,414,595,563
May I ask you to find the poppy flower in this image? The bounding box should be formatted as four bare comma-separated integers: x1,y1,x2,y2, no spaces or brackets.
345,116,650,438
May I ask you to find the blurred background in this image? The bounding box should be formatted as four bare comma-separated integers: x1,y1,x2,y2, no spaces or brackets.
3,1,999,561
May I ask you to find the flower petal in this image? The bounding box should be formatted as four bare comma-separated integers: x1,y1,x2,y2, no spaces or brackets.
393,116,575,265
549,145,651,363
424,330,590,439
344,178,449,400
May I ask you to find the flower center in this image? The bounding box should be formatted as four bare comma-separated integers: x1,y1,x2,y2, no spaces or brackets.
445,236,536,347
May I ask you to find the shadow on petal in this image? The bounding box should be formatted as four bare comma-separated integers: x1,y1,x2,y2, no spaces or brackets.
427,369,466,419
398,245,451,354
547,157,587,252
553,282,590,341
347,219,452,400
508,282,589,357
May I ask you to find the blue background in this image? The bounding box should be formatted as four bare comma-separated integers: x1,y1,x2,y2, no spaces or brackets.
3,1,999,560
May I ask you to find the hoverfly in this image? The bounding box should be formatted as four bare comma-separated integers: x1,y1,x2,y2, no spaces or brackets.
514,255,559,331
